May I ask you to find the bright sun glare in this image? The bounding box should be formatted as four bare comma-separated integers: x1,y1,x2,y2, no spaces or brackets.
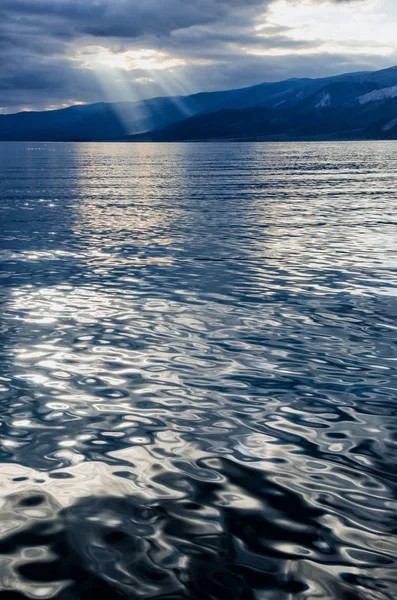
74,46,186,71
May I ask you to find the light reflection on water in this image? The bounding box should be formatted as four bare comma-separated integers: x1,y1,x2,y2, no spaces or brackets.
0,141,396,599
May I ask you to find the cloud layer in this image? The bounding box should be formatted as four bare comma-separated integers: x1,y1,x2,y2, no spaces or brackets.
1,0,396,113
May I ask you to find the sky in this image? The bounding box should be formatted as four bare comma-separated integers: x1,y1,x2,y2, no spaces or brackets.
1,0,397,114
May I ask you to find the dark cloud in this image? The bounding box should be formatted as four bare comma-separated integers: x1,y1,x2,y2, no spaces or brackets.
0,0,394,113
1,0,266,39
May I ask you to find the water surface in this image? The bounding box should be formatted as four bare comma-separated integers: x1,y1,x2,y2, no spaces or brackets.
0,141,397,599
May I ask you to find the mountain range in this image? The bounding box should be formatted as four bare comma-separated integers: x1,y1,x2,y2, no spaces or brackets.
1,65,397,142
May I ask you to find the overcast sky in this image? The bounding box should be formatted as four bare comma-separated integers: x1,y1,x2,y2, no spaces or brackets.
1,0,396,113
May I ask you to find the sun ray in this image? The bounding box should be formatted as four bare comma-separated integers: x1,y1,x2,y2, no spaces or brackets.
69,45,194,134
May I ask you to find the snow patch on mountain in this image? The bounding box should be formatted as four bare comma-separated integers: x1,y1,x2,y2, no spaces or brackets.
315,93,331,108
359,85,397,104
382,116,397,132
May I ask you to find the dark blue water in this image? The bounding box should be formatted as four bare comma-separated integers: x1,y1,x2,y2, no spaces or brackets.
0,141,396,599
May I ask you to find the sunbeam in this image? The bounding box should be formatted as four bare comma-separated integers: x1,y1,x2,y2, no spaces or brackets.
70,45,194,134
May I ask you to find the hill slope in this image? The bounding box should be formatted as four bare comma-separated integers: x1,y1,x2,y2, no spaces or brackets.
126,71,397,142
1,66,397,141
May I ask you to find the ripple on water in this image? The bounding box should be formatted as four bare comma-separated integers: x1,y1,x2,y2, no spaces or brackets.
0,141,396,599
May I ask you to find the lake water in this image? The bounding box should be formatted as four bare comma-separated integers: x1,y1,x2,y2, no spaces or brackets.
0,141,396,599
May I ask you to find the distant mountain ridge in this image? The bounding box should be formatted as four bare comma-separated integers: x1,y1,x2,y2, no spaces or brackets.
1,65,397,141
